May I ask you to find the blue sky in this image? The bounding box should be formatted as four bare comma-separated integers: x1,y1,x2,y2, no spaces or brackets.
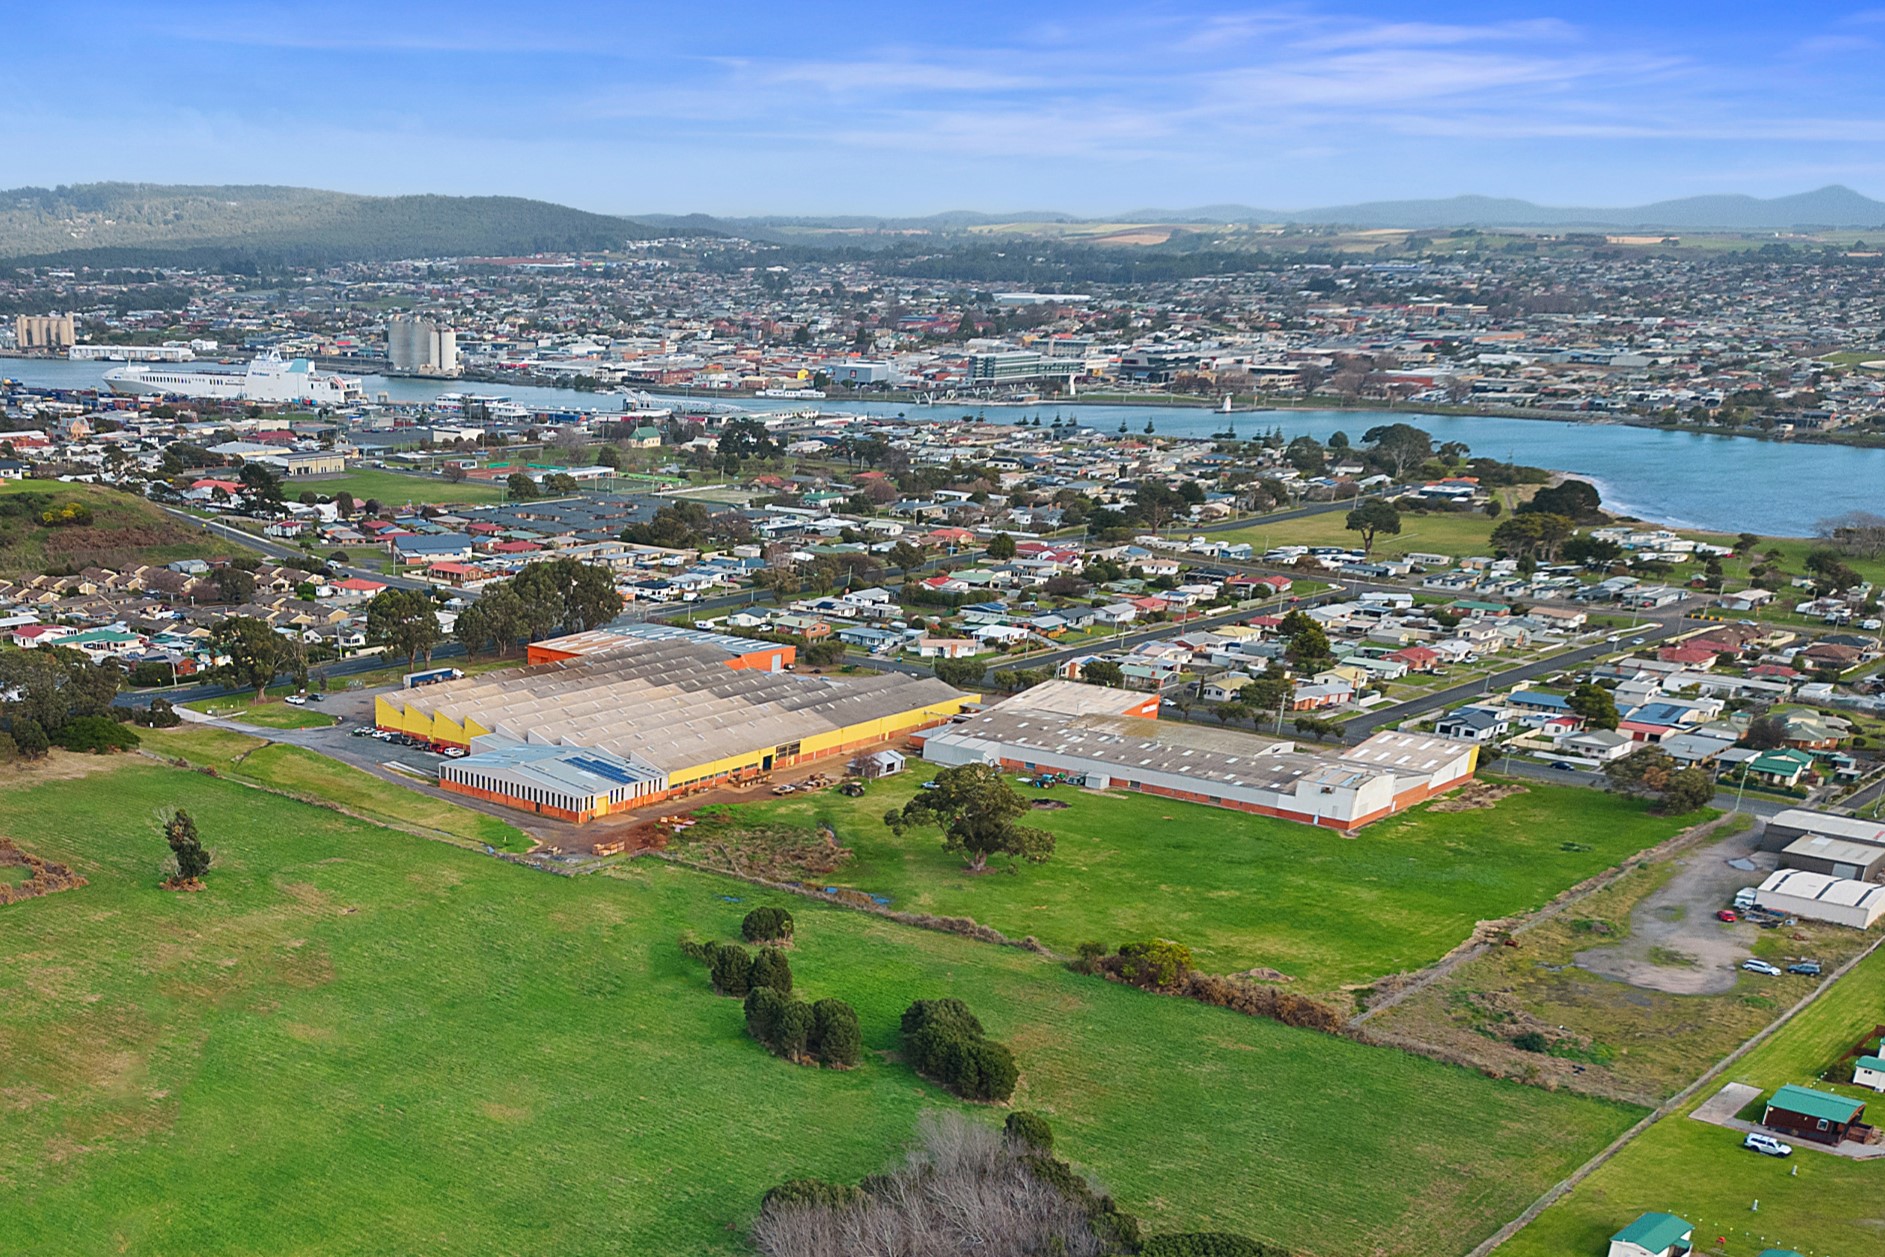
10,2,1885,215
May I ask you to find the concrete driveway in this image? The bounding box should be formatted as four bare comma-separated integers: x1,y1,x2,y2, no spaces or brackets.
1690,1082,1885,1160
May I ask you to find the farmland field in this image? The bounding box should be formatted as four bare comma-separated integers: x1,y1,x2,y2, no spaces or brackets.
1501,938,1885,1257
0,755,1642,1257
678,771,1707,997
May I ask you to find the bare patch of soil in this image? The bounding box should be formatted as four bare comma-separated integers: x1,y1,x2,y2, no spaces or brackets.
1029,799,1071,810
1427,781,1529,813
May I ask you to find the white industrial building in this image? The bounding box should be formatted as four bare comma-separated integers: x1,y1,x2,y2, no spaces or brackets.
916,680,1476,832
1754,869,1885,929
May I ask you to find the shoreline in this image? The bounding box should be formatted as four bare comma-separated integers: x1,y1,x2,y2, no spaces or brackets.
10,350,1882,453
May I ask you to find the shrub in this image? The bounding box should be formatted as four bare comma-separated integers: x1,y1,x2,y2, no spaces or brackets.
678,936,715,964
53,715,140,754
745,986,787,1047
132,698,182,729
900,998,1016,1101
748,946,794,996
1004,1110,1054,1152
952,1039,1018,1102
900,997,984,1039
774,1000,815,1061
708,942,754,997
807,998,859,1067
1512,1031,1550,1054
741,906,795,944
1116,938,1194,989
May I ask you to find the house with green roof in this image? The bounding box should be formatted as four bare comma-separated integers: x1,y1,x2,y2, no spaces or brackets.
1762,1083,1867,1145
1851,1053,1885,1092
1746,748,1817,788
1608,1211,1692,1257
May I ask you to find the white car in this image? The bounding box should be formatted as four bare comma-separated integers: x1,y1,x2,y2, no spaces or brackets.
283,695,307,706
1742,959,1784,977
1743,1133,1792,1157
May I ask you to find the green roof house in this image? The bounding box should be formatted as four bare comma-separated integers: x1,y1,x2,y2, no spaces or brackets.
1854,1054,1885,1092
1762,1083,1867,1145
1608,1212,1692,1257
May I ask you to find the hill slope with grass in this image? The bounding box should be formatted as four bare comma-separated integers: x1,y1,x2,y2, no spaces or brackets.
0,183,667,266
0,480,239,576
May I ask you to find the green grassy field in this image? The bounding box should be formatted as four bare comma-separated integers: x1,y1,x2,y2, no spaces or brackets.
0,757,1641,1256
317,469,505,506
0,479,240,576
683,772,1704,997
153,726,534,853
1223,506,1505,563
182,689,337,729
1502,939,1885,1257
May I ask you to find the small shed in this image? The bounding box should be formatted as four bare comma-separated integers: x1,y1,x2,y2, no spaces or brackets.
861,749,906,780
1779,835,1885,882
1762,1084,1866,1146
1852,1055,1885,1092
1607,1211,1692,1257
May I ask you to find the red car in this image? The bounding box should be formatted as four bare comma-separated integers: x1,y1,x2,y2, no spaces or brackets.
1717,909,1738,923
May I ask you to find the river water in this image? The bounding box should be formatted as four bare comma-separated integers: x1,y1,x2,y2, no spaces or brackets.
8,357,1882,537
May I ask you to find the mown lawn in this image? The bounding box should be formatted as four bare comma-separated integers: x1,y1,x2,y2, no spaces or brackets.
151,726,533,853
1502,939,1885,1257
1221,506,1505,563
182,689,337,729
0,759,1640,1257
686,772,1705,995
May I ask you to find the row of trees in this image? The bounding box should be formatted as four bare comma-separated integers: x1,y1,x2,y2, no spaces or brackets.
452,558,623,657
752,1110,1282,1257
0,645,124,761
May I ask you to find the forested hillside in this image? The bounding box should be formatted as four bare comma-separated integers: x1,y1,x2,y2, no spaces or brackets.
0,184,662,266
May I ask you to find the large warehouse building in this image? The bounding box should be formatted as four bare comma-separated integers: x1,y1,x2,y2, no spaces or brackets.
916,680,1476,831
376,629,973,823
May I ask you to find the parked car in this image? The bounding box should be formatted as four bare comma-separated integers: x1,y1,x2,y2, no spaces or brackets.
441,747,466,759
1742,959,1784,976
1743,1133,1793,1157
283,695,307,706
304,693,323,703
1717,909,1738,923
1787,961,1822,976
1549,761,1577,771
351,726,374,737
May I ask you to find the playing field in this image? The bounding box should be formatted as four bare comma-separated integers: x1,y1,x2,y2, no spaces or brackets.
0,756,1642,1257
680,772,1705,997
316,469,505,506
1501,939,1885,1257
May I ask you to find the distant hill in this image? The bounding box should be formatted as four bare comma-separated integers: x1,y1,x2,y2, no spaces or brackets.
664,186,1885,235
1266,186,1885,231
0,184,668,266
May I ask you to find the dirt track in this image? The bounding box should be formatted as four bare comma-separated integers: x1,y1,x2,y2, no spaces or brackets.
1574,820,1774,994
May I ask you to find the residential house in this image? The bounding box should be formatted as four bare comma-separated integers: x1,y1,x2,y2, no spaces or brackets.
1435,706,1510,742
